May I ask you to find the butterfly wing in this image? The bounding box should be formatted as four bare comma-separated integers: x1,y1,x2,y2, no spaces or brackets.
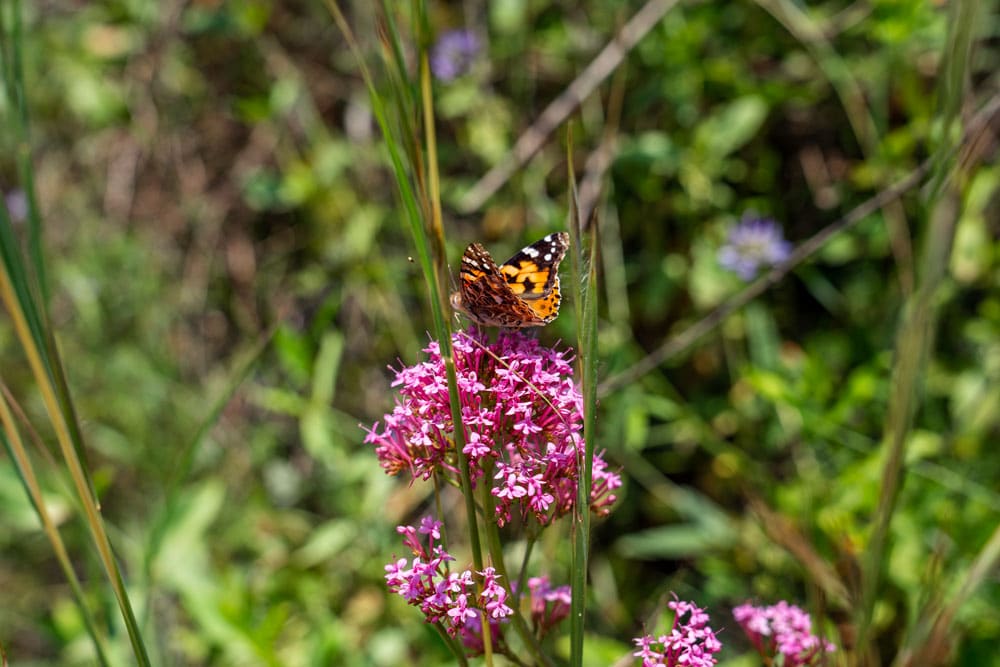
497,232,569,299
498,232,569,323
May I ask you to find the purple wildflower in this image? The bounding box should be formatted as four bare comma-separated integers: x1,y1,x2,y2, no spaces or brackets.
718,215,792,280
364,328,621,527
733,601,836,666
431,29,480,81
385,516,512,646
632,598,722,667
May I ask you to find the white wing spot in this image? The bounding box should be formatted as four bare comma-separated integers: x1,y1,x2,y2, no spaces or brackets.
544,253,552,261
524,247,540,258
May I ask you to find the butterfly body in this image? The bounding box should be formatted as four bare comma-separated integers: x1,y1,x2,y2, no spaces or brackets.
450,232,569,329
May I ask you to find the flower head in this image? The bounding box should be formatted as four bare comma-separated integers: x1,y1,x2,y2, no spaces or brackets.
632,598,722,667
718,215,792,280
733,601,836,666
431,29,480,81
385,517,513,646
526,575,572,637
364,328,620,527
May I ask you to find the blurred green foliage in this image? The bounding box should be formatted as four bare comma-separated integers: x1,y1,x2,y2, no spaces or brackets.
0,0,998,665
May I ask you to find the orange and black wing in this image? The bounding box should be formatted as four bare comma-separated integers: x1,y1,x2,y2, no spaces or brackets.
497,232,569,323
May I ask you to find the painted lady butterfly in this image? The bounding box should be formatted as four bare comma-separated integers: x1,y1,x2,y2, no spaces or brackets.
450,232,570,329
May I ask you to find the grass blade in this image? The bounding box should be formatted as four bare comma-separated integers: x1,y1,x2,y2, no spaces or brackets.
855,0,980,650
325,3,494,660
567,129,600,667
0,3,151,659
0,390,111,666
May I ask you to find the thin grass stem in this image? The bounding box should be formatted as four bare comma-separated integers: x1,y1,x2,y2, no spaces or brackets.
0,392,112,666
856,0,979,651
0,9,150,655
479,476,554,666
0,253,152,665
895,521,1000,666
566,134,599,667
327,3,492,659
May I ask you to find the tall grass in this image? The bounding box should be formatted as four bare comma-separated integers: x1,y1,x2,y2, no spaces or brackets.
566,137,601,666
327,1,492,662
0,1,150,663
857,0,982,654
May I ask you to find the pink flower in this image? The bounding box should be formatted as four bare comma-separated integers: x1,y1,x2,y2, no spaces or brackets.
733,601,836,666
364,328,620,527
385,517,515,647
632,598,722,667
526,575,572,637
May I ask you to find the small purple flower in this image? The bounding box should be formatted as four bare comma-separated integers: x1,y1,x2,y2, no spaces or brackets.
632,597,722,667
431,29,480,81
364,328,620,527
733,601,836,666
718,215,792,280
418,516,442,539
480,568,513,619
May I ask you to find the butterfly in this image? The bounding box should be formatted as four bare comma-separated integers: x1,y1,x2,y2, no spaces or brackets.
450,232,570,329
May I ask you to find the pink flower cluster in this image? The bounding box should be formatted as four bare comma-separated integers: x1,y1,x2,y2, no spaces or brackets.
732,601,835,666
525,575,572,637
384,517,513,643
365,329,620,527
632,599,722,667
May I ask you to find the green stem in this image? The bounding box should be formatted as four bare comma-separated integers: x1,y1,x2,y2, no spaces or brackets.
567,134,599,667
515,536,538,611
479,470,552,667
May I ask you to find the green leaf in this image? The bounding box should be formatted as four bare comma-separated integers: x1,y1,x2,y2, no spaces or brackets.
693,95,768,159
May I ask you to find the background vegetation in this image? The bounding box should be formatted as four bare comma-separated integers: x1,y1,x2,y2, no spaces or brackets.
0,0,997,665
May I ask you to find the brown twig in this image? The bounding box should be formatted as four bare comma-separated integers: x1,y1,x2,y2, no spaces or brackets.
457,0,682,213
577,56,628,227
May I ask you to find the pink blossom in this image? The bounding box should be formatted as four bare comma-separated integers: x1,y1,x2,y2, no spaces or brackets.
385,517,516,645
632,598,721,667
526,575,572,636
364,328,620,527
733,601,836,666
